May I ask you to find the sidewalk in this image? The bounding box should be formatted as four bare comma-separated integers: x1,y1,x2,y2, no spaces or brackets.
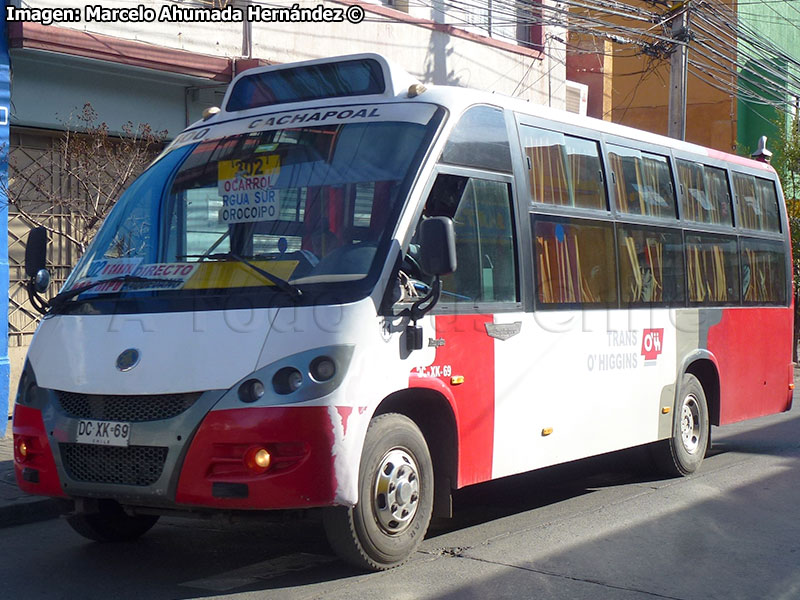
0,420,67,528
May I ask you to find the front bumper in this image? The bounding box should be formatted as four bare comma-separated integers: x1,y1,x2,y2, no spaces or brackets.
13,394,340,511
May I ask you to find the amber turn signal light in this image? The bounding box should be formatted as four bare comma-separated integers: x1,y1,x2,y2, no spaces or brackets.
244,447,272,473
15,438,29,463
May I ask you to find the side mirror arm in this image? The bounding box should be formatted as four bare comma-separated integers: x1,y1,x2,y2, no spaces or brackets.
26,276,51,315
403,276,442,352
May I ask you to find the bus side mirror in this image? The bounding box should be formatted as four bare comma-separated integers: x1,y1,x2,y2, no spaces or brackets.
418,217,456,276
404,217,456,352
25,226,48,278
25,227,51,304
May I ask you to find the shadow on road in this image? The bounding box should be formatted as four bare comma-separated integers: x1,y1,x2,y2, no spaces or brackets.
4,408,799,599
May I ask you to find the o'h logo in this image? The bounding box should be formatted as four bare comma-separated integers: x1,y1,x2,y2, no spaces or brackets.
641,329,664,363
116,348,141,372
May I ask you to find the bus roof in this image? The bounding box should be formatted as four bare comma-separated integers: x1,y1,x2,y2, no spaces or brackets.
199,53,773,174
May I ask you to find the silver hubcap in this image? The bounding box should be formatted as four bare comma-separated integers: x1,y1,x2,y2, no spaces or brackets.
680,394,701,454
372,448,420,534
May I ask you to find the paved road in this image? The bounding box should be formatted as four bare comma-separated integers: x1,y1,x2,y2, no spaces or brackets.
1,407,799,600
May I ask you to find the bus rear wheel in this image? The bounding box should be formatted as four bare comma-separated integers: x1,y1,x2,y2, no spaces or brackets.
66,499,159,542
323,413,433,571
653,373,710,476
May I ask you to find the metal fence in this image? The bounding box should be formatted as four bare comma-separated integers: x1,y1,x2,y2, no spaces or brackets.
8,128,86,348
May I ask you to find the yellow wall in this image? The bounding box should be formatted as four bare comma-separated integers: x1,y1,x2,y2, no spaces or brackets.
610,51,737,152
567,1,738,153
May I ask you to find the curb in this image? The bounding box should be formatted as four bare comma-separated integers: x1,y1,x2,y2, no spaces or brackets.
0,496,68,529
1,428,71,528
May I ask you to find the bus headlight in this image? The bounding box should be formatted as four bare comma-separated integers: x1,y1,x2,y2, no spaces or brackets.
238,379,265,403
222,345,354,408
309,356,336,382
273,367,304,395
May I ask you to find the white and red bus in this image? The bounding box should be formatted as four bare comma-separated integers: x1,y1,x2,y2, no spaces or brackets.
13,54,793,570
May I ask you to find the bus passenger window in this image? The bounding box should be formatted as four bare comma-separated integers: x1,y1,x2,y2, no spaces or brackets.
608,145,676,219
685,233,739,304
676,160,733,226
617,225,685,306
520,125,607,210
415,174,517,305
732,173,781,232
741,238,786,305
441,106,512,173
534,217,616,306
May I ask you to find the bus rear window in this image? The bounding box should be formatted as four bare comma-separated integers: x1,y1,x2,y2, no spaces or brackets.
227,59,385,112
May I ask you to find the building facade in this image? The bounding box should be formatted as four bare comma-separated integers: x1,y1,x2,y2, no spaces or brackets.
735,1,799,159
566,0,800,162
566,0,738,153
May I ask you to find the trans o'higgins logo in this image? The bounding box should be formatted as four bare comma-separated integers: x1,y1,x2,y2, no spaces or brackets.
641,329,664,364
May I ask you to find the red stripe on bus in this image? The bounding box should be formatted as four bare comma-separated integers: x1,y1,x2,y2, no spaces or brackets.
707,307,794,423
705,148,776,172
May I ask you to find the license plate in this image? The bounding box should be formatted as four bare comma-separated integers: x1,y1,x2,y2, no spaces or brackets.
76,419,131,447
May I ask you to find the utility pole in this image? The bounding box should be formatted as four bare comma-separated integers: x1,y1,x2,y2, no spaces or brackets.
667,2,690,140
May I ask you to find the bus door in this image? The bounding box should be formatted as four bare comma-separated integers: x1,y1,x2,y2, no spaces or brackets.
408,169,521,487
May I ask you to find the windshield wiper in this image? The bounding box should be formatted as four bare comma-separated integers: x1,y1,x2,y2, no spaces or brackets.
175,253,303,300
226,252,302,300
48,275,176,310
180,252,303,300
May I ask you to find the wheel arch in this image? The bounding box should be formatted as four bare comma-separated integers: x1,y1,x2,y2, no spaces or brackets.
683,356,721,427
373,388,458,517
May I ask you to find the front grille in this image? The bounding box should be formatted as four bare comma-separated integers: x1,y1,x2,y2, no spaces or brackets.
60,443,168,486
56,391,200,422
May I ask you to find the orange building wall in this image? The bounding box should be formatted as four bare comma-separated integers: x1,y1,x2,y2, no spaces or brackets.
609,52,737,153
566,2,738,153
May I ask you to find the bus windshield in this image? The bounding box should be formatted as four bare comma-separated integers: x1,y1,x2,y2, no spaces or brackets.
61,112,439,308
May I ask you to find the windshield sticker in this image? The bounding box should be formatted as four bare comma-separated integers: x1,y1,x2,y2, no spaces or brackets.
85,258,143,280
183,260,299,290
218,156,281,182
218,156,281,224
71,263,199,294
165,103,438,153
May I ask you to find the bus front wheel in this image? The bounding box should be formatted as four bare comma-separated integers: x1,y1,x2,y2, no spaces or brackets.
323,413,434,571
653,373,710,476
66,499,159,542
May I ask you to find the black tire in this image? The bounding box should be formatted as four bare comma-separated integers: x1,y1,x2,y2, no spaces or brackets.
652,373,710,476
323,413,434,571
66,500,159,542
